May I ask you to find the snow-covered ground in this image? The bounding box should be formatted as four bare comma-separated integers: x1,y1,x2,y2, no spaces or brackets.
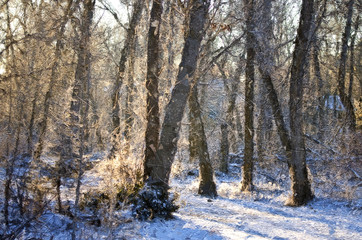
12,176,360,240
135,178,361,240
2,155,361,240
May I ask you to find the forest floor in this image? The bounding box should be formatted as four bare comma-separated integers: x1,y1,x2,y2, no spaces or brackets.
132,177,362,240
1,155,361,240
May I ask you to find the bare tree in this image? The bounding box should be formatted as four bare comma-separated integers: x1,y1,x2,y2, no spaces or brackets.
241,0,256,192
336,0,357,131
33,0,77,162
109,0,144,158
287,0,314,206
255,0,314,206
144,0,163,182
150,0,210,186
189,83,217,197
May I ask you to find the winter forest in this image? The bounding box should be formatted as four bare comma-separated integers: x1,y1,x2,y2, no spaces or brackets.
0,0,361,239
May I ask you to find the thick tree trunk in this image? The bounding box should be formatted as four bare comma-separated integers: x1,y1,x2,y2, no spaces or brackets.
287,0,314,206
337,0,356,131
241,0,256,192
144,0,163,181
133,0,210,220
109,0,144,158
189,85,217,197
148,0,210,187
255,0,313,206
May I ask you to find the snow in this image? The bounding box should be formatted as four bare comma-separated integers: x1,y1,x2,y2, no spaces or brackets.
23,176,361,239
2,156,361,240
150,178,362,240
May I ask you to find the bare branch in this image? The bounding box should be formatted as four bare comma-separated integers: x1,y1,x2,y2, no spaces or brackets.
97,0,128,30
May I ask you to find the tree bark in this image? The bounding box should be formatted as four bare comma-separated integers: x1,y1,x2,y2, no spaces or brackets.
348,15,359,100
312,37,325,140
241,0,256,192
287,0,314,206
144,0,163,182
337,0,356,131
148,0,210,187
219,123,229,173
189,85,217,197
71,2,95,238
255,0,313,206
226,58,244,153
69,0,94,153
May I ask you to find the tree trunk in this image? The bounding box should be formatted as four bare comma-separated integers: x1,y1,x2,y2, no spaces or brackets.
33,0,75,162
148,0,210,187
337,0,356,131
312,38,325,140
189,85,217,197
348,15,359,100
255,0,313,206
225,58,244,153
72,2,95,238
256,77,267,162
109,0,144,158
241,0,256,192
144,0,163,182
69,0,94,154
219,123,229,173
287,0,314,206
189,104,198,163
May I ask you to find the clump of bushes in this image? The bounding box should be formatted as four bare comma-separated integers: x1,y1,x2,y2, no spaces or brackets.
80,180,144,214
132,181,179,220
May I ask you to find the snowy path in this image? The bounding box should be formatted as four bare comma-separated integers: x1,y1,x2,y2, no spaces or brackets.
136,179,361,240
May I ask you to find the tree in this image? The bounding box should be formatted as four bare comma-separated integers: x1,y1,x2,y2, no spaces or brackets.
33,0,76,162
287,0,314,206
151,0,210,185
255,0,314,206
241,0,256,192
72,0,95,214
189,83,217,197
135,0,211,219
109,0,144,158
337,0,356,131
144,0,163,182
